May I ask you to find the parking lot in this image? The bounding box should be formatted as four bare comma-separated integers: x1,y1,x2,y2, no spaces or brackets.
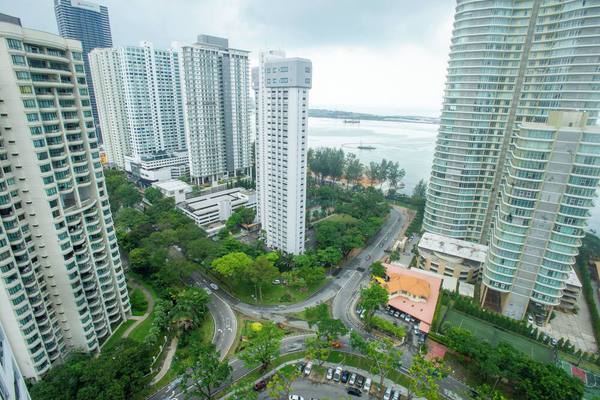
371,305,426,347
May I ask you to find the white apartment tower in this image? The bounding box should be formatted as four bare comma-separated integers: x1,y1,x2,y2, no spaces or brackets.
424,0,600,242
0,320,30,400
0,17,130,379
89,42,188,184
482,111,600,320
179,35,251,184
253,51,312,254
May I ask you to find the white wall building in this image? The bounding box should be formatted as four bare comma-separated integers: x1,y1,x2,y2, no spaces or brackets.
178,35,251,184
0,320,30,400
89,41,187,183
151,179,192,204
253,51,312,254
0,18,130,379
177,187,256,235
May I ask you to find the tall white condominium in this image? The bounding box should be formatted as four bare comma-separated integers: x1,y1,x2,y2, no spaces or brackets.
254,51,312,254
179,35,251,184
482,111,600,320
0,16,130,379
424,0,600,243
89,42,188,183
0,320,30,400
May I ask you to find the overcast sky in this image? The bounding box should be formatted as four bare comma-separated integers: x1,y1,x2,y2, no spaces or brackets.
3,0,455,117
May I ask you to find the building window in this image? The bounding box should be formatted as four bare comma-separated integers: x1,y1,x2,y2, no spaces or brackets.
6,38,22,50
19,85,32,94
11,55,25,65
16,71,29,80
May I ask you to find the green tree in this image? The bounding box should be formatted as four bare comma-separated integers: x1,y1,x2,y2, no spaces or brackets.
239,322,284,369
366,161,380,186
211,252,253,279
296,265,326,286
227,377,259,400
180,343,232,400
344,153,364,186
316,246,343,267
387,161,405,189
358,283,389,327
412,179,428,201
246,255,280,301
266,365,301,400
186,238,218,263
144,186,163,203
305,335,331,366
128,247,155,276
169,287,209,333
407,353,446,400
350,332,402,390
370,261,386,278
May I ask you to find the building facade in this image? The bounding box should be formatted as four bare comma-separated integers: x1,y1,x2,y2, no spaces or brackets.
0,19,130,379
0,321,30,400
54,0,112,137
417,232,487,282
424,0,600,243
481,111,600,320
178,35,251,184
89,42,187,184
253,51,312,254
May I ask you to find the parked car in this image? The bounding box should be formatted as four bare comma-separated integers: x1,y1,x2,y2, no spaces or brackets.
289,396,304,400
363,378,372,391
297,362,306,373
388,309,395,315
209,283,219,291
349,373,357,385
253,380,267,391
527,314,534,325
326,367,334,380
356,307,363,315
356,374,365,387
341,370,350,383
331,341,343,348
551,338,558,347
272,279,281,285
400,312,406,319
333,366,342,382
347,387,362,397
383,386,393,400
360,310,366,319
393,311,400,318
404,315,411,322
392,390,400,400
304,361,313,376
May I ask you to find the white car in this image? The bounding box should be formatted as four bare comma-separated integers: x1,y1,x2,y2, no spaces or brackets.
404,315,411,322
393,311,400,318
349,373,357,385
289,396,304,400
527,315,534,324
383,387,393,400
304,361,313,376
392,390,400,400
333,366,342,382
209,283,218,291
326,367,334,380
363,377,372,391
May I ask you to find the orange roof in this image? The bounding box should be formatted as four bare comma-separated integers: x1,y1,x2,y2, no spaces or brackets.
384,274,430,299
382,264,442,333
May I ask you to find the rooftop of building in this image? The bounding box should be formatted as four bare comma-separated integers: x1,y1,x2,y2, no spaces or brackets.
418,232,488,263
413,268,458,292
181,187,255,213
378,264,442,333
151,179,191,192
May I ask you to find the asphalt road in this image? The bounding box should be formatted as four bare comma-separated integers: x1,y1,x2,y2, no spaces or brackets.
258,378,357,399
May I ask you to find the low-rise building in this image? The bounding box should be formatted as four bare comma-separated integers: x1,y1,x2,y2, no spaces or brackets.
177,188,256,235
151,179,192,204
125,151,189,186
559,268,582,312
417,232,487,282
0,321,30,400
378,264,442,333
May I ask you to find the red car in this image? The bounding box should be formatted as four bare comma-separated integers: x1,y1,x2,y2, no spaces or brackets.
253,380,267,391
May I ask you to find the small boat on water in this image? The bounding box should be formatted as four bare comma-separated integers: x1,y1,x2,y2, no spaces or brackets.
343,119,360,124
358,144,376,150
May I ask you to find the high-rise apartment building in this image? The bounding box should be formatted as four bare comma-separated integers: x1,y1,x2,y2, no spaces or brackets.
253,51,312,254
482,111,600,320
0,321,30,400
0,17,130,379
179,35,251,184
89,42,188,184
54,0,112,138
424,0,600,243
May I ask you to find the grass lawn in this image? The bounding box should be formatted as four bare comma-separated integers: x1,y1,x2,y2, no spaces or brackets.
101,319,135,350
219,276,330,305
129,287,149,316
443,308,554,364
319,213,358,224
129,310,156,342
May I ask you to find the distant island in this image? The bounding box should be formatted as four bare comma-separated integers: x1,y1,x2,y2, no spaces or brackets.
309,108,440,124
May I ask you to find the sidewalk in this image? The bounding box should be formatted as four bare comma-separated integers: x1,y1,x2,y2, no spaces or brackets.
150,336,179,385
123,280,155,338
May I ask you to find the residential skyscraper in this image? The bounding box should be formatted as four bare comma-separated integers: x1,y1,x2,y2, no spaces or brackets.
482,111,600,320
0,321,30,400
89,42,188,184
54,0,112,138
179,35,251,184
253,51,312,254
0,18,130,379
424,0,600,243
